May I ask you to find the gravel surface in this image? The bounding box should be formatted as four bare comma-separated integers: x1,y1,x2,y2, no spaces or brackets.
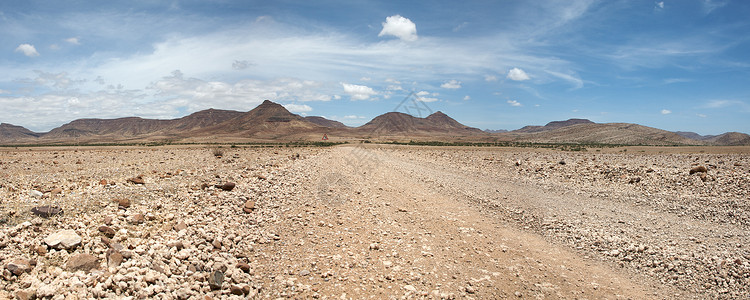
0,145,747,299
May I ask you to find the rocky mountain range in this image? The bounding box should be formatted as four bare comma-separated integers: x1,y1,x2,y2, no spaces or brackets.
0,100,748,145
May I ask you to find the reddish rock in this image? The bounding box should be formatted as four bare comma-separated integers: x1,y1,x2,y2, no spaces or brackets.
127,176,145,185
237,262,251,273
130,213,145,224
98,226,116,238
690,165,708,174
6,258,31,275
215,182,236,191
66,253,99,272
107,249,123,268
116,198,131,208
103,216,113,225
243,200,255,213
99,179,108,185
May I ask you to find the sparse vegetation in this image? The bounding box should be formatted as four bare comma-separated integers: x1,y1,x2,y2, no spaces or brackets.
212,147,224,158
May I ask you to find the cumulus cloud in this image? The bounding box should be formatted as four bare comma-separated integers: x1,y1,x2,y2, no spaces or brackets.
416,91,430,96
507,100,522,107
655,1,664,9
65,37,80,45
463,95,471,101
661,109,671,115
341,83,377,100
378,15,418,42
15,44,40,57
484,75,498,82
284,104,312,113
440,80,462,89
507,68,530,81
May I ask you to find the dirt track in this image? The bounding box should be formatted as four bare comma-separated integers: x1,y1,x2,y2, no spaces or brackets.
1,145,748,299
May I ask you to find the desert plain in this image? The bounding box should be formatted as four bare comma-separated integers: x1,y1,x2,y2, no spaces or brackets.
0,144,749,299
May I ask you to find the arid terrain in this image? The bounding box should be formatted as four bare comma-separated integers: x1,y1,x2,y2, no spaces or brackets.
1,144,749,299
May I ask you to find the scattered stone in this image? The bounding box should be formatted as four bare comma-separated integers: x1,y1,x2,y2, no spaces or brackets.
115,198,131,208
237,262,251,273
243,200,255,213
6,258,31,275
558,160,566,165
628,177,641,184
31,205,63,218
65,253,99,272
103,216,113,225
208,270,224,290
404,285,417,293
106,249,123,268
130,213,145,224
98,226,116,238
690,165,708,174
300,269,311,276
50,187,63,195
699,173,708,182
216,182,236,191
173,221,188,231
29,190,43,198
34,245,47,256
44,230,82,250
127,176,145,185
99,179,108,185
230,285,246,295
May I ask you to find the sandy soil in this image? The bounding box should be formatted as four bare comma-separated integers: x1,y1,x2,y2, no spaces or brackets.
1,144,748,299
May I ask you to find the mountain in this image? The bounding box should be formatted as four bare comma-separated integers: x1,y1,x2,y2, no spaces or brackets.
0,123,40,142
509,122,702,145
674,131,711,140
304,116,348,128
188,100,325,139
705,132,750,146
42,108,244,142
357,111,482,136
514,118,594,133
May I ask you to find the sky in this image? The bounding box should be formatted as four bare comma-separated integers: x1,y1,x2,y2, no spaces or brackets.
1,0,749,135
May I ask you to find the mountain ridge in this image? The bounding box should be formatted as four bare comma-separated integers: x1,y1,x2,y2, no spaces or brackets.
0,102,748,145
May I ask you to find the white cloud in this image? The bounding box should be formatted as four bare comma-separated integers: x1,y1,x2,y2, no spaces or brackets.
341,82,377,100
360,77,371,81
0,89,10,94
65,37,80,45
232,60,252,70
15,44,40,57
661,109,671,115
507,100,522,107
416,91,430,96
655,1,665,9
484,75,498,82
343,115,365,119
545,70,584,89
507,68,530,81
284,104,312,113
697,113,707,118
378,15,418,42
463,95,470,101
440,79,461,89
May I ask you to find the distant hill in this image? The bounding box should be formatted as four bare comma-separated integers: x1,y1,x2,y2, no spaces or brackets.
0,102,747,145
0,123,39,142
514,118,595,133
304,116,348,128
508,122,703,145
705,132,750,146
357,111,483,136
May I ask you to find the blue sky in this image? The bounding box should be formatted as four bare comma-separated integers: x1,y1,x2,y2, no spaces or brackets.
1,0,748,135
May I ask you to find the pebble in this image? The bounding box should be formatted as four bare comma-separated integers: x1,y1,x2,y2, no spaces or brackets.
243,200,255,213
66,253,99,272
217,182,236,191
690,165,708,174
30,205,63,218
208,270,224,290
6,258,31,275
127,175,145,185
44,229,82,250
98,226,116,238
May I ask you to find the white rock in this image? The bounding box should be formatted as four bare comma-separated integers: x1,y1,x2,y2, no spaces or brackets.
44,230,82,249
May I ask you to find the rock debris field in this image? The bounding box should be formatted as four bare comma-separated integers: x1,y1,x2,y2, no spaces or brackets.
0,145,748,299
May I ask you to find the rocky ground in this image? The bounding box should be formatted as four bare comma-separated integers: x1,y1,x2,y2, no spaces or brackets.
0,144,748,299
